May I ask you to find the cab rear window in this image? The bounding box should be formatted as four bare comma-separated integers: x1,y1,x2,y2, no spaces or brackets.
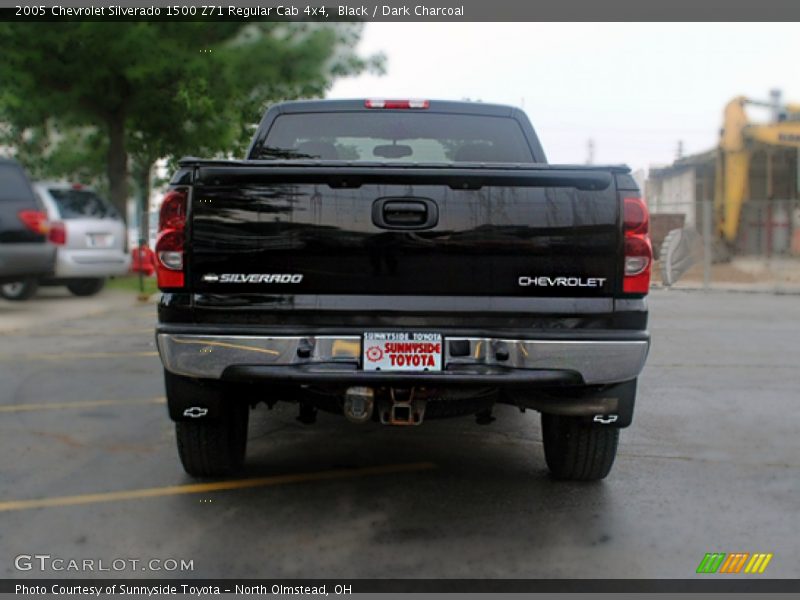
254,112,534,163
48,189,120,220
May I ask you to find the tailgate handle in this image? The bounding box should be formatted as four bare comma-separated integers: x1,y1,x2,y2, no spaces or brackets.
373,198,438,230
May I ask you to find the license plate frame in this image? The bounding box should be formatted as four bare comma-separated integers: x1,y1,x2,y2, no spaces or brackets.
362,332,443,372
87,233,113,248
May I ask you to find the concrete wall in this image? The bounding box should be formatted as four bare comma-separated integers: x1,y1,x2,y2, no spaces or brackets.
648,168,697,227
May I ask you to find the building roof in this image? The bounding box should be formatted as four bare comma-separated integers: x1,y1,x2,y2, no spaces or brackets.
649,148,716,180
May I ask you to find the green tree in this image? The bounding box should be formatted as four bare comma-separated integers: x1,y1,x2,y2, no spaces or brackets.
1,122,107,188
0,22,383,229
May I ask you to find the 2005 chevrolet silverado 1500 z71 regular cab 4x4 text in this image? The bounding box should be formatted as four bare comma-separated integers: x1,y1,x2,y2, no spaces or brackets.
155,99,652,480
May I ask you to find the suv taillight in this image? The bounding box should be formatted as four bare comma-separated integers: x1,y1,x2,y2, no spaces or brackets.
48,221,66,245
622,196,652,295
18,210,48,234
155,189,188,289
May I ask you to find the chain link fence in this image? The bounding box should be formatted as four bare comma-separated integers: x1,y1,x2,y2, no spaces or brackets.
651,199,800,293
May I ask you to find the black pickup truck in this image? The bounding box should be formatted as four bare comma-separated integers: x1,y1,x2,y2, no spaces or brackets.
155,99,651,481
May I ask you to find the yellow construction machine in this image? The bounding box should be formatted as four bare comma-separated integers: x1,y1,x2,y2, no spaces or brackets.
715,93,800,248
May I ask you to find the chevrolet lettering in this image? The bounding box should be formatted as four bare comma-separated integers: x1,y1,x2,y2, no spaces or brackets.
155,99,652,482
518,276,608,288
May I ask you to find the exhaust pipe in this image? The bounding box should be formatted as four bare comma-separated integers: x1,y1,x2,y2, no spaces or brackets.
343,386,375,424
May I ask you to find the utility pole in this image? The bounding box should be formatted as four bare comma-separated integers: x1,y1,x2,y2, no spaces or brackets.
586,139,595,165
769,88,782,122
676,140,684,160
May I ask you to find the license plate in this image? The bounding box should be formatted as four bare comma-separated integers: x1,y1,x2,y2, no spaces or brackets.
87,233,113,248
362,332,443,372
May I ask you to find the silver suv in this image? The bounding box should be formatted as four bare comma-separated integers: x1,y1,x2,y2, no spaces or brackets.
0,182,130,300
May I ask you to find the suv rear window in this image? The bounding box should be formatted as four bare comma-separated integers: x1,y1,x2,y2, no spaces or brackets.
48,189,120,220
254,113,534,163
0,163,36,203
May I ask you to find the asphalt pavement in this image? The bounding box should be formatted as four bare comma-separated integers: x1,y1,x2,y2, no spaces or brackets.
0,288,798,579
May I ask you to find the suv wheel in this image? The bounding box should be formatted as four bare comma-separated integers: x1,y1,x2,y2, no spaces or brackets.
0,278,39,301
541,414,619,481
175,401,249,478
66,278,106,297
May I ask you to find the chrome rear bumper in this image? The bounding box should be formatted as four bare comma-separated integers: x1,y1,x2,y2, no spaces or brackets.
156,334,649,385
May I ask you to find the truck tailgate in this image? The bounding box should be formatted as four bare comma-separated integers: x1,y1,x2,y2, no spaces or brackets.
188,165,621,298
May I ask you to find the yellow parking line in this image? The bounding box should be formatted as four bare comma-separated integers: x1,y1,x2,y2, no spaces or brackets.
0,351,159,362
0,462,437,512
0,397,165,413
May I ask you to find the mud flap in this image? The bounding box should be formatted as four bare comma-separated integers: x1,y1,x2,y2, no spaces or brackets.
164,369,227,422
503,378,637,428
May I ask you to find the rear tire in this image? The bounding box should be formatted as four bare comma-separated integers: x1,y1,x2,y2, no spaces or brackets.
66,278,105,297
175,401,249,478
541,414,619,481
0,278,39,301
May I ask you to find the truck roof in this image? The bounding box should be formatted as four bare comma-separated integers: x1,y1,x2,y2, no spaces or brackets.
272,98,518,117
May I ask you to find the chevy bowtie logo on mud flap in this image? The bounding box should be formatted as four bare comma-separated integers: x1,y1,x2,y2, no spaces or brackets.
183,407,209,418
202,273,304,284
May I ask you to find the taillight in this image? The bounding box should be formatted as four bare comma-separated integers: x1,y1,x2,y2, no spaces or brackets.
48,221,66,245
622,196,652,295
155,189,188,289
159,189,187,231
365,99,430,109
18,210,48,234
623,197,649,235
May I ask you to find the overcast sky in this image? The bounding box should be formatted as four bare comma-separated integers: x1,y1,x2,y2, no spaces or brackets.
329,23,799,172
